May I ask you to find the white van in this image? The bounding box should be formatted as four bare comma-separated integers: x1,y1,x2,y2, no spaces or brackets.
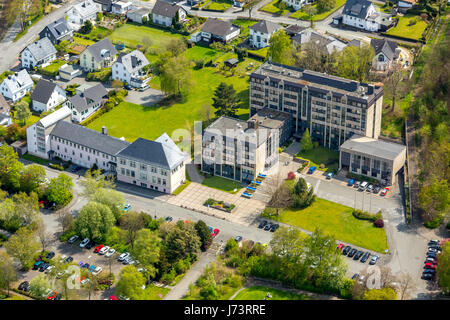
359,181,368,191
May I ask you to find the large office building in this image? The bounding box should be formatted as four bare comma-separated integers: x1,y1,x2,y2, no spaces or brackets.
249,62,383,150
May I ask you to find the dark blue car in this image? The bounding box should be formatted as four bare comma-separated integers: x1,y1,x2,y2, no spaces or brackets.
308,166,317,174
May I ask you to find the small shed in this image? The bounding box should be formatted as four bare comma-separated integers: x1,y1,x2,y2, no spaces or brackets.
11,140,27,157
224,58,239,68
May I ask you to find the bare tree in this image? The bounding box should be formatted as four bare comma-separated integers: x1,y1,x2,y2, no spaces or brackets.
260,172,293,215
201,103,212,122
36,219,52,252
244,0,263,19
385,62,403,111
58,209,74,234
397,272,417,300
119,211,145,249
141,36,153,54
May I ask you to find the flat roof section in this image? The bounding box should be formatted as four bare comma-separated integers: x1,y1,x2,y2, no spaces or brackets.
340,134,406,161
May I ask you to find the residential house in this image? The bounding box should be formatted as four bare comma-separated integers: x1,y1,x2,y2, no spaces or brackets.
126,7,151,24
65,83,108,123
339,0,392,32
284,24,307,37
370,38,400,71
0,94,12,127
111,1,133,14
67,0,100,28
80,37,117,72
249,20,281,49
59,63,83,80
30,79,67,112
0,70,34,102
26,106,72,159
291,28,347,54
93,0,115,12
195,18,240,43
21,37,57,69
49,122,130,172
112,50,150,88
39,18,73,45
151,1,186,28
282,0,311,10
116,133,188,194
397,0,416,13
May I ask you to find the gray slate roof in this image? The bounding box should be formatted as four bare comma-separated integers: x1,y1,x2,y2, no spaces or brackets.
0,94,9,114
30,79,61,104
50,120,130,155
1,69,33,93
201,18,239,37
68,83,107,113
343,0,373,19
340,134,406,161
73,0,99,18
116,50,149,74
84,38,117,63
43,17,72,40
24,37,57,61
118,133,186,170
249,20,281,35
370,38,398,60
152,0,182,18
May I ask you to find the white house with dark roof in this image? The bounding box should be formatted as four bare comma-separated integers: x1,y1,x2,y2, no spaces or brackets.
370,38,400,71
127,7,151,24
112,50,150,88
116,133,188,193
39,18,73,45
21,37,57,69
282,0,310,10
152,0,186,27
93,0,115,12
80,37,117,72
0,70,34,102
291,28,347,55
67,0,100,28
30,79,67,112
195,18,240,43
341,0,392,32
64,83,108,123
111,1,133,14
249,20,281,49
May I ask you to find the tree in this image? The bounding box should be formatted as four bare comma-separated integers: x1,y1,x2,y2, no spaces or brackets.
90,188,124,220
437,241,450,295
195,220,212,251
317,0,335,12
261,173,293,215
0,252,17,295
35,219,52,252
337,44,375,82
303,5,317,27
29,274,52,298
132,229,161,282
75,202,115,242
418,178,449,224
159,55,193,96
141,36,153,54
363,287,397,300
200,103,212,122
0,192,40,231
397,272,417,300
292,177,315,208
270,226,304,263
19,164,46,194
385,63,403,111
55,40,70,55
81,169,115,198
244,0,263,18
5,227,40,270
268,30,293,65
166,38,187,57
164,222,201,263
58,208,74,234
119,211,145,249
46,173,74,207
81,20,93,34
116,265,146,300
300,128,313,151
212,82,240,117
96,12,103,22
0,144,24,190
111,79,124,89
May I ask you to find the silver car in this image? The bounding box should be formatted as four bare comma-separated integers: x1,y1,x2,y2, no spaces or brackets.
118,252,130,262
79,238,90,248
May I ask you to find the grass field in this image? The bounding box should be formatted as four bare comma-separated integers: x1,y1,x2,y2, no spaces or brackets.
295,147,339,173
232,19,259,38
139,284,170,300
41,60,66,74
269,198,389,252
248,46,269,59
385,15,429,40
183,45,224,61
259,0,293,15
203,0,232,11
201,176,242,193
290,0,346,21
233,286,310,300
173,170,191,195
72,36,96,46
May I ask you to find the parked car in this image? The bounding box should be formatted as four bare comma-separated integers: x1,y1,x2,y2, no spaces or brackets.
380,187,389,196
428,239,440,245
33,261,44,270
65,256,73,263
351,273,359,280
258,220,268,229
93,266,103,276
118,252,130,262
79,238,90,248
308,166,317,174
124,84,133,90
54,293,62,300
270,224,279,232
82,263,90,269
70,165,79,172
424,263,437,270
369,255,379,265
427,252,437,259
359,181,368,191
18,281,30,291
138,84,149,91
105,248,116,257
360,252,371,263
94,245,104,253
264,223,272,231
234,236,243,243
342,246,351,255
354,181,360,188
425,257,437,264
428,244,441,251
353,250,364,260
337,243,345,251
421,273,434,280
68,235,79,244
366,184,374,192
326,172,333,179
46,251,55,259
348,179,355,186
423,269,436,275
45,265,55,274
99,246,110,255
123,204,131,212
428,247,439,254
373,186,381,194
85,241,94,249
212,228,220,237
348,248,357,258
165,216,173,222
39,262,50,272
47,291,58,300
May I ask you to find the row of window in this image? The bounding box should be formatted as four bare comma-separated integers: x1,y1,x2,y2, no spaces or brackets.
51,136,114,161
121,168,167,186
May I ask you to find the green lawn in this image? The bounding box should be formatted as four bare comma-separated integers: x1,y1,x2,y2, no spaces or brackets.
72,36,96,46
259,0,292,15
295,147,339,173
385,15,429,41
109,24,185,49
248,46,269,59
183,45,224,61
201,176,242,194
232,19,259,39
22,153,48,165
290,0,346,21
269,198,389,253
173,169,191,195
42,60,66,74
139,284,170,300
203,0,232,11
233,286,310,300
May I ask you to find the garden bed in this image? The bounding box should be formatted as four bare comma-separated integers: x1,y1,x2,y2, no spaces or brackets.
204,198,236,212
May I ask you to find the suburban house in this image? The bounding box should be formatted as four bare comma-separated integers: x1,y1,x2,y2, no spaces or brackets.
111,1,133,14
0,70,34,102
21,37,57,69
339,134,406,185
397,0,416,13
282,0,310,10
26,106,72,159
112,50,150,88
127,7,151,24
192,18,240,43
30,79,67,112
370,38,400,71
249,20,281,49
291,28,347,54
59,63,83,80
116,133,188,194
67,0,100,27
337,0,392,32
151,1,186,28
0,94,12,127
65,83,108,123
39,18,73,45
93,0,114,12
80,37,117,72
201,113,286,183
284,24,307,37
49,122,130,172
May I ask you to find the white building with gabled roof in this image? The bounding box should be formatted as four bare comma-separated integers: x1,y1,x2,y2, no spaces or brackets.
0,69,34,102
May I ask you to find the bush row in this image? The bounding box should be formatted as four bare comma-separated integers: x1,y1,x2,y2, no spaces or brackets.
352,209,383,222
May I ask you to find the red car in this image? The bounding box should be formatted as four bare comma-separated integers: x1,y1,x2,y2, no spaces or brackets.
212,228,220,237
425,262,437,269
47,291,58,300
109,295,118,300
337,243,345,251
380,187,390,196
94,245,104,253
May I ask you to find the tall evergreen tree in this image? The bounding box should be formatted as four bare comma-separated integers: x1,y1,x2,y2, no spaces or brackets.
213,82,240,117
300,128,313,151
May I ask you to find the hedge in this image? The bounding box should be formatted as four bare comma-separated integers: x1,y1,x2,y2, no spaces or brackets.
49,163,64,171
352,209,383,222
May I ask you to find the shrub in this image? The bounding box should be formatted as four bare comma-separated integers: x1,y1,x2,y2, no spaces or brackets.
204,198,214,206
194,59,205,70
49,163,64,171
374,219,384,228
287,172,296,180
319,163,325,169
352,209,383,222
424,216,443,229
59,230,77,242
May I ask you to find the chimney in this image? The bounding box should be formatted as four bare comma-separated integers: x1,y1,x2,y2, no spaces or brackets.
247,119,258,130
102,126,108,135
